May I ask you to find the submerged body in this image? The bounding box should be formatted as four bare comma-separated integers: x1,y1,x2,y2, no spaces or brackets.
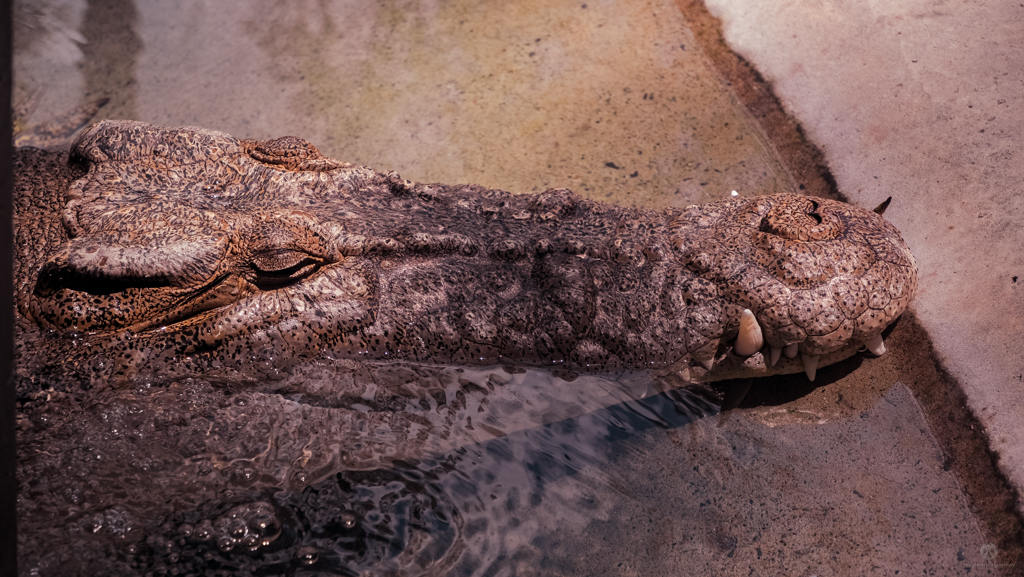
14,121,917,387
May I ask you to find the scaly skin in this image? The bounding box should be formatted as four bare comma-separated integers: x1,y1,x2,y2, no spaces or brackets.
14,120,917,386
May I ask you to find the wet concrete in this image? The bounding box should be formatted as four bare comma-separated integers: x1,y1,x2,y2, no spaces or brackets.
12,0,1023,574
15,0,795,208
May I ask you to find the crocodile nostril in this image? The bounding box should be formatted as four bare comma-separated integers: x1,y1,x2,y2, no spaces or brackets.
756,197,840,242
808,200,823,224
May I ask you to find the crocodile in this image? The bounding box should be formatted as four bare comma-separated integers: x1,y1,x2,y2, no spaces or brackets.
14,120,920,574
13,120,917,390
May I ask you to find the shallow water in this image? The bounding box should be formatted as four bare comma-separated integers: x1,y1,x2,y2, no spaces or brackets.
12,0,1006,574
17,353,997,575
17,363,718,575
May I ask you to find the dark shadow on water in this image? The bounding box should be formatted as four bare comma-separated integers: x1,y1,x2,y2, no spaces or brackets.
728,353,865,409
728,319,904,410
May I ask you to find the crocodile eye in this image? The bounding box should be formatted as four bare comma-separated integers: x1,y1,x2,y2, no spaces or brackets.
249,248,325,290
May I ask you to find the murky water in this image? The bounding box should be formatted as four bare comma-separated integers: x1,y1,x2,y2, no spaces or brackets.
18,362,717,575
13,0,1007,574
17,350,999,575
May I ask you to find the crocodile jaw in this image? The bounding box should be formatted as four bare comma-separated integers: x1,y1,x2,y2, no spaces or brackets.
690,338,869,382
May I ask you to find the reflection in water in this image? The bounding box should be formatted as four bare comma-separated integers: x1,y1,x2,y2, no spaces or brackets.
16,363,715,575
152,390,710,575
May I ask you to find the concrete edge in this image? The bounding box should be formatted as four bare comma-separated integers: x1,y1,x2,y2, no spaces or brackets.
675,0,1024,568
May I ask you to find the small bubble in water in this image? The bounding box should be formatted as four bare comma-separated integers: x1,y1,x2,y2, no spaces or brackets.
250,513,272,532
231,463,257,483
149,536,173,554
340,511,358,529
249,509,281,540
297,546,319,565
102,508,133,538
178,523,194,538
217,535,236,552
194,521,213,541
228,519,247,539
241,533,259,549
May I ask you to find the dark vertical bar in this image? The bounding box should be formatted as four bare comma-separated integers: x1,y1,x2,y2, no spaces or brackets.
0,0,16,573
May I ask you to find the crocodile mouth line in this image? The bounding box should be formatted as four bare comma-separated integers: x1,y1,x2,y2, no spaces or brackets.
124,273,245,334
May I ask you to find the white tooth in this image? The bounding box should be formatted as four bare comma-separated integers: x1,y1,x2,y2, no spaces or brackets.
865,335,886,356
770,346,782,367
676,365,691,382
734,309,764,357
692,338,719,371
783,343,799,359
802,354,820,381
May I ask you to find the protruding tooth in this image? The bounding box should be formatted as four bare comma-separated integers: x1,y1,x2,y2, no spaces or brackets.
783,343,799,359
770,346,782,367
802,354,820,381
676,364,691,382
865,335,886,356
691,338,719,371
734,309,764,357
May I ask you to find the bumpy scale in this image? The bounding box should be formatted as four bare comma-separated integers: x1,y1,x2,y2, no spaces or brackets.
14,121,917,385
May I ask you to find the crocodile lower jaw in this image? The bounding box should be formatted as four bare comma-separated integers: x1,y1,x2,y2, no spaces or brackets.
688,335,886,383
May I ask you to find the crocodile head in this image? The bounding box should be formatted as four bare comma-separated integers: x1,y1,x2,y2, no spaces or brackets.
17,120,917,384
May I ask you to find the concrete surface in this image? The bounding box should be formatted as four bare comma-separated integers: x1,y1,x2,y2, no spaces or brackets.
14,0,795,208
706,0,1024,523
11,0,1023,574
